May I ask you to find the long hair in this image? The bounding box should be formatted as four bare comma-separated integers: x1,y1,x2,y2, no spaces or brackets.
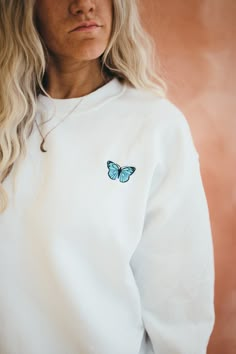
0,0,167,213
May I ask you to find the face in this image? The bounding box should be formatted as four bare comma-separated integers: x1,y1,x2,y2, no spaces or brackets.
34,0,113,62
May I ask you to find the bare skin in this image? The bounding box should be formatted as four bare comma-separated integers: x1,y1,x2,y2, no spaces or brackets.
34,0,113,99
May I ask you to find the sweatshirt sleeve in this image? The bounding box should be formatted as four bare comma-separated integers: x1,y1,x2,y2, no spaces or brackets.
130,101,215,354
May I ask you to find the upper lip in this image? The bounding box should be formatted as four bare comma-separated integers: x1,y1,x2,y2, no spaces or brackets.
70,21,101,32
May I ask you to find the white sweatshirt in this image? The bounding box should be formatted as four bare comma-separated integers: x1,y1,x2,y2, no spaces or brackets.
0,78,214,354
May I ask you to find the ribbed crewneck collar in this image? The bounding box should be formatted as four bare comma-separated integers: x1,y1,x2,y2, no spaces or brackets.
37,77,125,118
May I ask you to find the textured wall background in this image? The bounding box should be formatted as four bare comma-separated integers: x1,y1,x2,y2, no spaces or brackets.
139,1,236,353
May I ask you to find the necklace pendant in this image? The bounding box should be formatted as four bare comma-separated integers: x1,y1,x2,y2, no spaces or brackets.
40,138,47,153
36,95,84,153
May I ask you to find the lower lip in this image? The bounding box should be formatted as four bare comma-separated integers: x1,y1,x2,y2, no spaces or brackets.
72,25,100,32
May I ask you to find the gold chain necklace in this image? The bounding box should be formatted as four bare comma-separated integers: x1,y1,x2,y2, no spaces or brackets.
35,96,84,153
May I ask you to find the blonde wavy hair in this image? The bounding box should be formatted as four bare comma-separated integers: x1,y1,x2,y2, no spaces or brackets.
0,0,167,213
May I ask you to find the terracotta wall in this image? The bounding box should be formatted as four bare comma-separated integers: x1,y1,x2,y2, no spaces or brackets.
139,1,236,353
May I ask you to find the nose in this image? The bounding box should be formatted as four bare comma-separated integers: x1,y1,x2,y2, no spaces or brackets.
69,0,96,17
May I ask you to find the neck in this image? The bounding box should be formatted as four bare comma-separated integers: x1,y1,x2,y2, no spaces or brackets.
41,57,111,99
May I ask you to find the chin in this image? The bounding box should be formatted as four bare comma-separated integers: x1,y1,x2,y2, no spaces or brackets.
71,41,108,61
75,51,106,62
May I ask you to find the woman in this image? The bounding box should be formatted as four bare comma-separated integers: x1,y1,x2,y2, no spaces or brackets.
0,1,215,354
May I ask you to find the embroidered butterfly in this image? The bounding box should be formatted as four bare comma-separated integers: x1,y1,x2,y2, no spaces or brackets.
107,160,136,183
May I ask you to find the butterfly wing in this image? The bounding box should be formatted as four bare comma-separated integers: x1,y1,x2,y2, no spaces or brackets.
107,160,120,180
119,166,136,183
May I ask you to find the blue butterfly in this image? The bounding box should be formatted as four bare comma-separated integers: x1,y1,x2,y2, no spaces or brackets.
107,160,136,183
